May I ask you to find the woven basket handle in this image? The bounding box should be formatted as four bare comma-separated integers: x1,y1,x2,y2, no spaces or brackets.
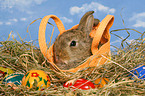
38,15,65,58
91,15,114,54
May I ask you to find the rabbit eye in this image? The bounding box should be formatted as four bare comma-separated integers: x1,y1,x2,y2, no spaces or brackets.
70,41,76,47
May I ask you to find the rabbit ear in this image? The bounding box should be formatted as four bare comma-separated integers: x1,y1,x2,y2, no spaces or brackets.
94,19,100,26
78,11,94,35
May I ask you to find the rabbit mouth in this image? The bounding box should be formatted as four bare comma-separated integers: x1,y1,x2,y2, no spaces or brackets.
53,54,69,68
55,60,72,70
55,58,86,70
54,56,78,70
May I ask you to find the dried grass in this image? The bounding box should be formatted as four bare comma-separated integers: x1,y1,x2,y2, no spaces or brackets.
0,21,145,96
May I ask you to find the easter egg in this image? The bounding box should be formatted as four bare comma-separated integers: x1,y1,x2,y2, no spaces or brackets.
129,65,145,80
0,67,14,76
0,67,14,83
2,73,24,86
63,78,95,90
22,70,51,90
94,77,109,88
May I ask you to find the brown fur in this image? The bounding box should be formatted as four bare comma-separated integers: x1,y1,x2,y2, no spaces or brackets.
53,11,99,70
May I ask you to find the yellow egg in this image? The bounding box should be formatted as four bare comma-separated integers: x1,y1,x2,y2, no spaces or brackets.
0,67,14,84
0,67,14,76
22,70,50,90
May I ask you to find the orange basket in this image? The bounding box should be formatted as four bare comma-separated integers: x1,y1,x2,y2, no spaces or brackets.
39,14,114,73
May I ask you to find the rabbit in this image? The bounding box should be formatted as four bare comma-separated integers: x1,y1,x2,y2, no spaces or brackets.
53,11,100,70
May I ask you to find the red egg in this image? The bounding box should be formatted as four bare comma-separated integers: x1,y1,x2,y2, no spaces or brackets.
63,79,95,90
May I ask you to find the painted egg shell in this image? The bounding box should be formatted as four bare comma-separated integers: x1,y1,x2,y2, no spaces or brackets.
2,73,24,85
0,67,14,83
94,78,109,88
22,70,51,90
63,79,95,90
129,65,145,80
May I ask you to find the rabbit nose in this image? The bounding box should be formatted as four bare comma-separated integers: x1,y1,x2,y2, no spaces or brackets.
54,54,68,65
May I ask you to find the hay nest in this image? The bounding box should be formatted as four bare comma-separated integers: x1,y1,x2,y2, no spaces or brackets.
0,30,144,95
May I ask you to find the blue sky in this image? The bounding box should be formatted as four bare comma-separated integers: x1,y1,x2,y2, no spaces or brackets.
0,0,145,48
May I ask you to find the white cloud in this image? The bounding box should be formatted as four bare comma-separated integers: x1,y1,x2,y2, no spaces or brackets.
70,7,82,15
129,12,145,21
70,2,116,15
4,18,18,25
1,0,46,8
1,18,27,26
5,22,12,25
0,22,3,25
0,0,46,14
133,20,145,28
129,12,145,28
60,17,73,23
9,18,18,22
109,9,116,14
20,18,27,21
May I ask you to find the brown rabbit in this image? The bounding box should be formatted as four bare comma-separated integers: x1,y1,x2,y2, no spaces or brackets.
53,11,99,70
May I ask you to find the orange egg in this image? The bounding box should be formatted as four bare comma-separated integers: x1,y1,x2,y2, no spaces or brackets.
94,77,109,88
